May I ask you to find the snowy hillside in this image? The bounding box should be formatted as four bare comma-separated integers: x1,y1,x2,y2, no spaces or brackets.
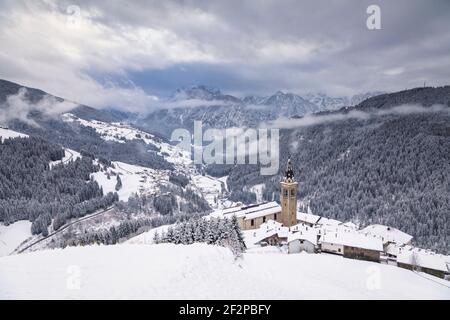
62,112,229,207
0,221,32,257
0,243,449,299
0,127,28,142
91,161,168,201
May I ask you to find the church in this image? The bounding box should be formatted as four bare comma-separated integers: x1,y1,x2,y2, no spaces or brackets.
220,159,298,230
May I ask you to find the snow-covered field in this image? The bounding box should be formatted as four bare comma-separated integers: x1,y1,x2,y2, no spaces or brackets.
91,161,168,201
0,243,449,299
249,183,265,203
190,174,234,209
0,221,32,257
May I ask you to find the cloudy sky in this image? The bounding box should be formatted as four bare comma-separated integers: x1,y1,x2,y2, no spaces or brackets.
0,0,449,111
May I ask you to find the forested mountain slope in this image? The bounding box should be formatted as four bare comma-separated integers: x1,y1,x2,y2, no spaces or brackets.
0,79,172,170
0,136,118,236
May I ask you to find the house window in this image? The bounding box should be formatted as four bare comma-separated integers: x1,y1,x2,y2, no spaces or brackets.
263,216,266,223
338,248,341,253
251,219,254,226
274,214,277,220
290,189,296,196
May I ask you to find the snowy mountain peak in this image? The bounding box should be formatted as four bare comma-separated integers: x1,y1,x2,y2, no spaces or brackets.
173,85,223,101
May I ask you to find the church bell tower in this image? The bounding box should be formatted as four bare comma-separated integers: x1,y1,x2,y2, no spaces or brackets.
280,159,298,227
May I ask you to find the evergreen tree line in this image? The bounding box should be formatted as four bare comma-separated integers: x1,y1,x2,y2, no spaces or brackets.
0,136,118,236
168,173,189,188
154,216,246,257
58,212,206,248
116,184,210,216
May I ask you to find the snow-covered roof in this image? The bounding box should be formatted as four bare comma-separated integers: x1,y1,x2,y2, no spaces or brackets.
288,229,318,246
276,226,290,239
397,248,450,273
296,212,321,225
244,205,281,220
321,231,383,252
243,219,288,247
317,217,342,227
217,201,281,220
385,243,400,256
260,219,283,229
361,224,413,245
341,221,358,230
296,212,343,228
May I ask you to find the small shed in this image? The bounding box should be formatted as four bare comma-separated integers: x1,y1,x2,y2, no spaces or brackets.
288,230,317,254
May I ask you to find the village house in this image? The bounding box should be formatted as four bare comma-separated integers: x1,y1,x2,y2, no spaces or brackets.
244,220,289,247
296,212,321,227
396,247,450,279
320,231,383,262
287,226,318,254
361,224,413,247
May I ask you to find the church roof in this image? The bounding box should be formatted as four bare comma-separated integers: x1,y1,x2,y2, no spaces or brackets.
214,201,281,220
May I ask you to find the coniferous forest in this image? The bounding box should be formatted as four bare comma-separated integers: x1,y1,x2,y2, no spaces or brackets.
0,136,118,236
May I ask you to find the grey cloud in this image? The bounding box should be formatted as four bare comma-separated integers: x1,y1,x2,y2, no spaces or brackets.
0,0,449,109
0,88,78,126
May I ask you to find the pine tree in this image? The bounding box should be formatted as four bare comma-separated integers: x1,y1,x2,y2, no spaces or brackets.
152,231,160,244
230,215,246,251
115,174,122,191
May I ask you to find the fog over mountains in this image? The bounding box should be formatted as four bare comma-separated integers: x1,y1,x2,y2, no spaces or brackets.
137,85,383,137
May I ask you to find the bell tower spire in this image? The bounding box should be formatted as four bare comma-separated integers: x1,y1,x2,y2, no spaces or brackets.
280,158,298,227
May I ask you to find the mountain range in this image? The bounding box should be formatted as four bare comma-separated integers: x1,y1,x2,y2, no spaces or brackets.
137,85,383,137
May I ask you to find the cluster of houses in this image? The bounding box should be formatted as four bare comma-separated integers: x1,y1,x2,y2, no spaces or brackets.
211,159,450,280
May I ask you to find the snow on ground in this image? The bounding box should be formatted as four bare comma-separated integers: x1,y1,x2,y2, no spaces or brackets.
0,243,449,299
62,113,192,166
191,174,223,208
0,221,32,257
217,176,229,193
62,113,229,206
0,128,28,142
125,224,173,245
249,183,265,203
49,148,81,168
91,161,168,201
